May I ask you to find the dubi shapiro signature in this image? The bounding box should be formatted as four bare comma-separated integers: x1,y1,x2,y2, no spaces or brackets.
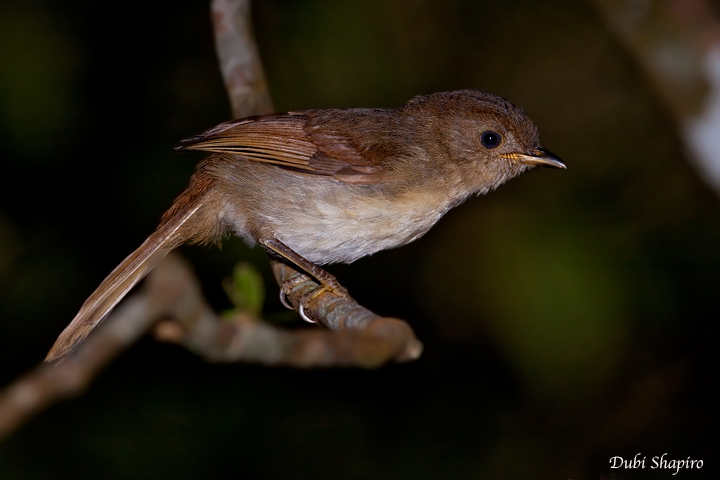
609,453,703,475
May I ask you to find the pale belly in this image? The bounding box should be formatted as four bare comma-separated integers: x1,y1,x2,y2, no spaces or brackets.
221,161,462,265
271,190,448,264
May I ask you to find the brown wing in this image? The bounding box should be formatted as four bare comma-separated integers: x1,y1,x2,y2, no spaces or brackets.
176,112,383,185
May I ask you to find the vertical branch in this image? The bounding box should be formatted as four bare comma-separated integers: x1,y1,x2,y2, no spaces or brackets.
211,0,274,118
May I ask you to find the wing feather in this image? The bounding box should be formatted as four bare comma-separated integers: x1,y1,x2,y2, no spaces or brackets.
176,113,383,185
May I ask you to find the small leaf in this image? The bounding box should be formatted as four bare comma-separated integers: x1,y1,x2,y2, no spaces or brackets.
222,262,265,316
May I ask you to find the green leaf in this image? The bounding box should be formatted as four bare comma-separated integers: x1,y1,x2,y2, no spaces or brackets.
222,262,265,316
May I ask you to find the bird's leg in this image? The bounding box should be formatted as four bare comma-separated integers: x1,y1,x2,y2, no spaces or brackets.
260,238,350,322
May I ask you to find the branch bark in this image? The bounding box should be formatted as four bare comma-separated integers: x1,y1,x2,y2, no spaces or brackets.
211,0,274,117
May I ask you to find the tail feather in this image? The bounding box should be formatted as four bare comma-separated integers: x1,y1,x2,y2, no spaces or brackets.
44,201,203,363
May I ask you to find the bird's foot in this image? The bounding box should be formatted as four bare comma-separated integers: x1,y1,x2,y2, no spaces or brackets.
279,276,350,324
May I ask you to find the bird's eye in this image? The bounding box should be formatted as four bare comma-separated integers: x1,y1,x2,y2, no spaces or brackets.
481,131,501,149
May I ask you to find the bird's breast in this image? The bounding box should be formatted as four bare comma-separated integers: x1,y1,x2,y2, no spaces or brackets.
268,185,453,264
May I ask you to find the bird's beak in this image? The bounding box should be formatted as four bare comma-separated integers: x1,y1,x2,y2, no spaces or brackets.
503,148,566,169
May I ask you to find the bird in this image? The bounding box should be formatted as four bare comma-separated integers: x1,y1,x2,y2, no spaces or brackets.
45,89,565,362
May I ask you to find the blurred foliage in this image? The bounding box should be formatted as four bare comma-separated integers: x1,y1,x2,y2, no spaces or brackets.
0,0,718,479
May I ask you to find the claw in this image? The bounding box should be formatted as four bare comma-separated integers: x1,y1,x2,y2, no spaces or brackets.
298,304,315,323
277,273,350,325
279,289,293,310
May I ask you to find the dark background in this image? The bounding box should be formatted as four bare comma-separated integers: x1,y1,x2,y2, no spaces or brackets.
0,1,717,478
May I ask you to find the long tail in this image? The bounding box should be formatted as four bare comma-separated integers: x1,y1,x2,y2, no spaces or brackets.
45,182,216,362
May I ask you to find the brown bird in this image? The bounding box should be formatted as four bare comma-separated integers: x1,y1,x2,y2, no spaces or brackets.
45,89,565,362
